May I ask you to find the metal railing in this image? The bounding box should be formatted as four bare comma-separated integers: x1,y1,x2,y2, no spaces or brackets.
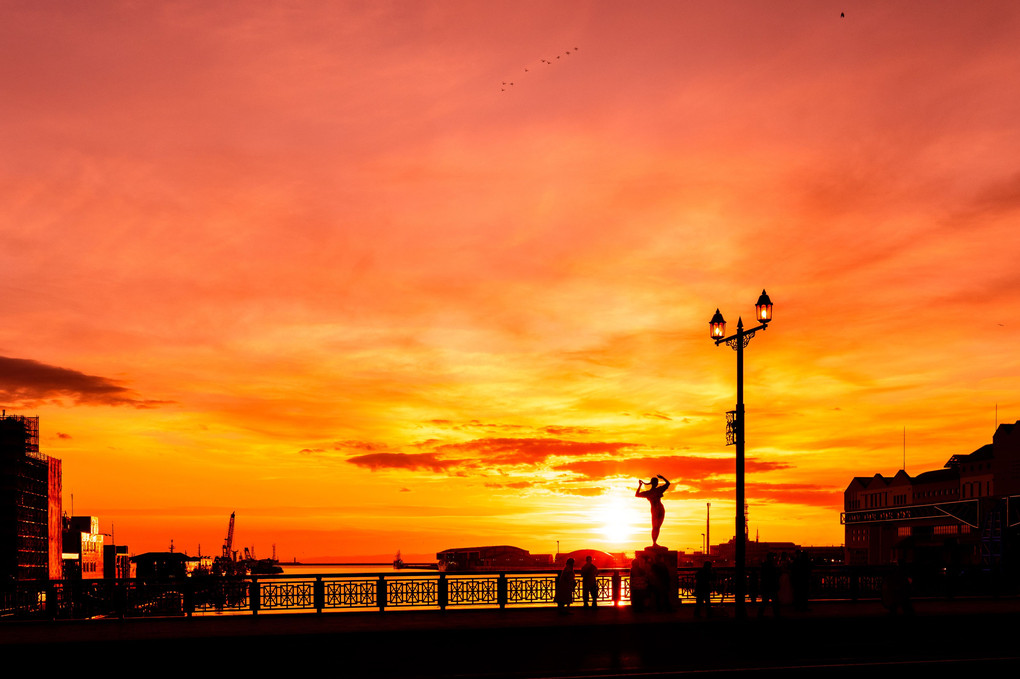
1,569,628,619
1,565,999,620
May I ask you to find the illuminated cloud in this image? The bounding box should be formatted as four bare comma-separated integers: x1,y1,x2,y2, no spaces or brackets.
429,437,640,466
345,436,640,476
346,452,462,473
0,356,167,409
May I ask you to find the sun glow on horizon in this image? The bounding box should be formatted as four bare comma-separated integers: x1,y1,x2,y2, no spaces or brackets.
595,495,647,546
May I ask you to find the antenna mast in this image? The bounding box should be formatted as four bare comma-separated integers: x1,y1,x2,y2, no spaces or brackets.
706,502,710,557
902,426,906,471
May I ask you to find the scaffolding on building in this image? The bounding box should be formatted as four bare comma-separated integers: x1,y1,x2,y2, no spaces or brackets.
1,414,50,581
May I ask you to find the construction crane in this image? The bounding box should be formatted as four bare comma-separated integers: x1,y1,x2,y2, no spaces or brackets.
222,512,236,560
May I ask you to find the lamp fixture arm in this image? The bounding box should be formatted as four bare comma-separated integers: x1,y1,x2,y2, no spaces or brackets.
713,320,769,346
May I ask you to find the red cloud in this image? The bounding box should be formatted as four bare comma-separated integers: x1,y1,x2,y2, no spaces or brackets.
346,452,461,473
430,437,639,465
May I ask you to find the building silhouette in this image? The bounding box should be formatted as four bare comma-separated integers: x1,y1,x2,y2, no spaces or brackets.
103,544,133,579
843,421,1020,567
63,515,104,579
0,413,62,582
436,545,554,571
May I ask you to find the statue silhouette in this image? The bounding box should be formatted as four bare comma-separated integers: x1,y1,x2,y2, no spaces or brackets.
635,475,670,546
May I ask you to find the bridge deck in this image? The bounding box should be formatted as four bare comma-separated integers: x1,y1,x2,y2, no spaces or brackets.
4,597,1019,676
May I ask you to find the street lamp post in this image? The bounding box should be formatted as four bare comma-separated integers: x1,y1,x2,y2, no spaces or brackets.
709,289,773,618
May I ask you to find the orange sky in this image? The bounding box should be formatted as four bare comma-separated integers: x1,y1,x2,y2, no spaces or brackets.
2,1,1019,560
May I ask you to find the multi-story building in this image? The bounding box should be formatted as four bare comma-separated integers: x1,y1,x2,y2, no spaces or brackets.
842,421,1020,567
103,544,134,579
63,515,104,579
0,413,62,582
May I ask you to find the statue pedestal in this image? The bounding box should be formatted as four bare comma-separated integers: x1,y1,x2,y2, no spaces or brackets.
637,546,679,606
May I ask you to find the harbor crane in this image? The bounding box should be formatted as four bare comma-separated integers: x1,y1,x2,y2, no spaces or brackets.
222,511,236,560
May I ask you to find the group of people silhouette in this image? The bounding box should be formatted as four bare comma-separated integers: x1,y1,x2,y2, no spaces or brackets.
555,555,600,612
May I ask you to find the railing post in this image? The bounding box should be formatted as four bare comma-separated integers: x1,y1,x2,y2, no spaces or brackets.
314,576,325,613
249,578,260,615
438,573,448,610
183,577,194,618
497,572,508,609
612,571,621,605
377,575,387,611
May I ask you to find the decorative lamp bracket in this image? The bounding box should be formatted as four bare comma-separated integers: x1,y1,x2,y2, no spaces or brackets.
726,410,738,446
726,329,756,351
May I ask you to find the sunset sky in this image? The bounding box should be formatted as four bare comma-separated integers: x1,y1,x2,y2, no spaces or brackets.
2,1,1019,561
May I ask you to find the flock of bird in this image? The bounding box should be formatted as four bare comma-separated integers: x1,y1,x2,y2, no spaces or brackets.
498,13,847,92
501,47,579,92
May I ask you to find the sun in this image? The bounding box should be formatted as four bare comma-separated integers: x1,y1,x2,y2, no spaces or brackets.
595,495,646,546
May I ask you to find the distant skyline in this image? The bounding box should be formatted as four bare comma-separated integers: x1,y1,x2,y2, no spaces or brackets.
2,1,1019,560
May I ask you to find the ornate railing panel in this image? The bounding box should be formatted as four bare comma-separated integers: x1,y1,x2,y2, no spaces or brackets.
448,575,499,606
506,574,555,605
386,577,439,608
324,577,376,609
260,579,314,610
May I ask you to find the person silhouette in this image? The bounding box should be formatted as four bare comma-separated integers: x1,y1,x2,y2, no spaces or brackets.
581,556,599,608
635,475,671,546
556,558,576,613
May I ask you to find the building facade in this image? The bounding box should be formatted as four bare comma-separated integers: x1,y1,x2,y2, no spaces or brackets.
0,413,63,582
63,515,105,579
842,421,1020,567
103,544,134,579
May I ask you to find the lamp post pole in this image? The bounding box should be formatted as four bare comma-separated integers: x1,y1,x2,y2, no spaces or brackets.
710,290,773,619
735,318,746,617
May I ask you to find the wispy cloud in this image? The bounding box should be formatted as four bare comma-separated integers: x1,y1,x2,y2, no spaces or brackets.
0,356,168,409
